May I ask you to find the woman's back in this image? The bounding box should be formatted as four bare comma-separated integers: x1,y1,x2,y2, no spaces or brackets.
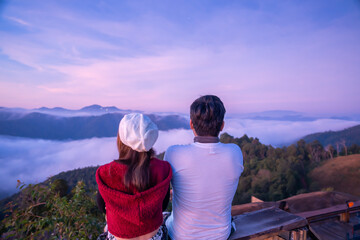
96,113,171,240
96,158,172,239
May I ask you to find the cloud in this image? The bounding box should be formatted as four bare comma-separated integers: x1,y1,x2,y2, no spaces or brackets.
224,118,360,146
1,117,358,198
0,1,359,113
0,136,117,198
0,129,194,198
153,129,194,153
5,16,31,26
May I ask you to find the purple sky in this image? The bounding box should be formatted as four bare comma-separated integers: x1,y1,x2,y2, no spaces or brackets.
0,0,359,114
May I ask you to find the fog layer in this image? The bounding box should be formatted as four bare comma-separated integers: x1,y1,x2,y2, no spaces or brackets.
1,118,359,198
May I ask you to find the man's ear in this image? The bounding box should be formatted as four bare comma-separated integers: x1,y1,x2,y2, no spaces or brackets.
190,119,198,136
220,121,225,131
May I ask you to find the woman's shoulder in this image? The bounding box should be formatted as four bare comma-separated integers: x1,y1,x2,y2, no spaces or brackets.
150,158,171,169
96,161,129,192
150,158,172,182
97,160,127,178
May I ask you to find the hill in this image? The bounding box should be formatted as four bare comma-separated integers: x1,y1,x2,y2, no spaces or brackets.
44,166,98,191
0,108,189,140
301,124,360,147
309,154,360,196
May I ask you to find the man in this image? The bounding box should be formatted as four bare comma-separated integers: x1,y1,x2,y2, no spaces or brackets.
165,95,244,240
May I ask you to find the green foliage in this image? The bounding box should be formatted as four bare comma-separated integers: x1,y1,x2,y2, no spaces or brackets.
221,133,360,205
51,179,69,197
1,180,104,239
46,166,99,192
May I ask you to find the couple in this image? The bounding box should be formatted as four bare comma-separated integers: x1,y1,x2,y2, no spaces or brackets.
96,95,244,240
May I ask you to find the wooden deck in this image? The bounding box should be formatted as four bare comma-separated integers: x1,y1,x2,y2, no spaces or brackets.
309,220,354,240
229,207,307,240
229,196,360,239
296,200,360,223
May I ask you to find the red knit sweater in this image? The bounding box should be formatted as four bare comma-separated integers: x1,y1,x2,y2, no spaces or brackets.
96,158,172,238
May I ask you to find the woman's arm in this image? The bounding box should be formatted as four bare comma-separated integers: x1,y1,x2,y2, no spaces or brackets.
162,187,170,211
97,191,106,214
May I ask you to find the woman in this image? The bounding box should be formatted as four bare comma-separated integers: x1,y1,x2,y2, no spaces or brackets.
96,113,172,240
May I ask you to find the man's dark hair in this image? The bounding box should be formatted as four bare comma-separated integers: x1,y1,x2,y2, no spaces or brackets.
190,95,226,137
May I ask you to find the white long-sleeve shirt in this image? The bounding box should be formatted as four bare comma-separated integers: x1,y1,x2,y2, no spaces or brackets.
165,141,244,240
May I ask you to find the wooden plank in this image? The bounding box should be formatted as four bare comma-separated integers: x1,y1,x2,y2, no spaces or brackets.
240,232,286,240
309,221,353,240
229,207,307,240
252,196,264,203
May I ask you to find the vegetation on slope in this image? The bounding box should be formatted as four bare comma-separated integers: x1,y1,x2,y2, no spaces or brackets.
1,181,104,239
220,133,360,204
310,154,360,196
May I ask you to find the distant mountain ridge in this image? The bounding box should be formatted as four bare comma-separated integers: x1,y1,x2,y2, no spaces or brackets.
0,105,189,140
232,110,317,121
301,124,360,146
8,104,138,117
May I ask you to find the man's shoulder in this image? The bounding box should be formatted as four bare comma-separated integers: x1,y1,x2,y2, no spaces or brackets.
220,142,242,152
164,144,194,162
166,144,193,153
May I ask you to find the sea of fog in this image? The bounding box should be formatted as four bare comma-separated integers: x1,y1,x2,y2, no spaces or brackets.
0,118,359,198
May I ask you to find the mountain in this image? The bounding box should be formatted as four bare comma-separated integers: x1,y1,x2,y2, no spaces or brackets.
235,110,317,121
0,106,189,140
228,110,360,122
301,124,360,147
45,166,98,192
34,104,134,116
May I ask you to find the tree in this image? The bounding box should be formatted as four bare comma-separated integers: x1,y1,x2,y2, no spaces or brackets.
340,139,347,156
1,181,104,239
51,179,69,197
325,144,335,159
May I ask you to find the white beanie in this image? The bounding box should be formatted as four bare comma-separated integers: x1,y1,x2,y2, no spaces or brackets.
118,113,159,152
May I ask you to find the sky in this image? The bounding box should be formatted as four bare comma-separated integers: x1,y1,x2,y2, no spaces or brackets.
0,0,360,114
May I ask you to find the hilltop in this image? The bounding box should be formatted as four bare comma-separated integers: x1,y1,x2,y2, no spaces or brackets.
301,124,360,147
309,154,360,196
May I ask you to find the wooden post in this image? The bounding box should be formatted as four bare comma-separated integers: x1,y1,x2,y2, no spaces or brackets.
299,229,307,240
340,212,350,222
291,231,299,240
291,229,307,240
264,236,285,240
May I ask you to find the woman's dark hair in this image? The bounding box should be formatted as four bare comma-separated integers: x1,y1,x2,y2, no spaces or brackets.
117,134,154,192
190,95,226,137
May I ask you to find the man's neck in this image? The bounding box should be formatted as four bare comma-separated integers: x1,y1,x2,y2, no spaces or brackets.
194,136,220,143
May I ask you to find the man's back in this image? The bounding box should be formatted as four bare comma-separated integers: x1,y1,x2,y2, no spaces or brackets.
165,141,244,240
